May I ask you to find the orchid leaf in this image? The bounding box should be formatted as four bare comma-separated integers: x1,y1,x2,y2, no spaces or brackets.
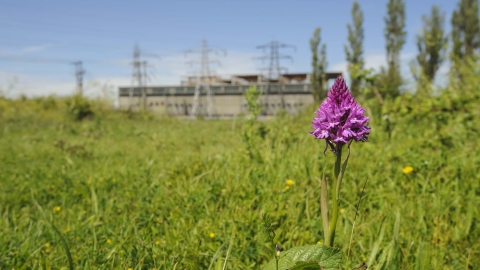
263,245,343,270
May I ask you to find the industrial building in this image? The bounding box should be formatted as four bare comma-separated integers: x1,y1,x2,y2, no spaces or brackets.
118,72,341,117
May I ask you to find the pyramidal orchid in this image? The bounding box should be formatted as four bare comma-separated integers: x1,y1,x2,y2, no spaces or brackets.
311,76,370,247
262,77,370,269
311,76,370,152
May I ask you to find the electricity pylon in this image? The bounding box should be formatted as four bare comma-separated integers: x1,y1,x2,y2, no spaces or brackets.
185,38,226,118
255,39,295,115
72,61,85,95
129,43,160,110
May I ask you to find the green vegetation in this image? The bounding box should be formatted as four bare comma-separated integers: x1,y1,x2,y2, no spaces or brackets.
310,28,328,102
2,0,480,267
344,1,365,97
451,0,480,64
1,68,479,269
378,0,406,98
412,5,448,83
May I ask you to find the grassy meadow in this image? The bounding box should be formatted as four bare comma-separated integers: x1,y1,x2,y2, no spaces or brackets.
0,83,479,269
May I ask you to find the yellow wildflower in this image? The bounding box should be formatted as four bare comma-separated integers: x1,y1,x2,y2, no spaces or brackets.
402,166,414,174
340,208,345,214
45,242,51,248
106,239,112,244
284,185,290,191
209,233,215,238
286,179,295,186
317,241,322,245
155,240,160,245
128,268,133,270
362,255,367,262
54,206,61,212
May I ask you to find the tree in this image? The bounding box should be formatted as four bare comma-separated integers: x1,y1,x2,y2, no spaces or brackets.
344,1,364,96
414,5,448,82
378,0,406,98
451,0,480,63
310,28,328,101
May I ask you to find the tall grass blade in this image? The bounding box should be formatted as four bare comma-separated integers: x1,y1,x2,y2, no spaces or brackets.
207,243,226,270
347,175,369,258
31,190,74,270
222,225,236,270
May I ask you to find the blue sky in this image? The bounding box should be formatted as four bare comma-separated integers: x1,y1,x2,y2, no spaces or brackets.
0,0,457,98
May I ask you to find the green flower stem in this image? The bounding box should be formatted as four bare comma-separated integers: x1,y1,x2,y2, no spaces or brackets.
329,144,343,246
320,167,330,245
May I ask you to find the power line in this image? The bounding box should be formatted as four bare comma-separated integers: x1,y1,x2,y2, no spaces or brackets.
0,39,132,54
2,21,156,43
0,55,70,64
2,18,198,46
0,54,129,68
185,38,226,118
255,38,295,115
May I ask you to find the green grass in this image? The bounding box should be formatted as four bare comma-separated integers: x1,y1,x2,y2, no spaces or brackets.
0,93,479,269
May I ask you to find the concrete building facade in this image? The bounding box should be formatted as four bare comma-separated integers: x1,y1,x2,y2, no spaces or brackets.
118,73,341,117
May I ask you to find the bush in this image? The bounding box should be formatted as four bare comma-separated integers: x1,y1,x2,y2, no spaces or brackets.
65,94,95,121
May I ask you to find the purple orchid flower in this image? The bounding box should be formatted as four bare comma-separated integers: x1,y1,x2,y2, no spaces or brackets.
310,76,370,153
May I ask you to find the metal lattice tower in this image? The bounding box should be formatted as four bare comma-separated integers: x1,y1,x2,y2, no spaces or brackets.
129,44,142,110
72,61,85,95
141,60,150,110
129,44,158,110
255,39,295,114
185,38,226,118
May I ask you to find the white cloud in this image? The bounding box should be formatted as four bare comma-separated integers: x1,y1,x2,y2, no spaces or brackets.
116,50,260,86
23,43,55,54
0,43,56,57
0,70,75,98
331,52,416,85
434,60,450,87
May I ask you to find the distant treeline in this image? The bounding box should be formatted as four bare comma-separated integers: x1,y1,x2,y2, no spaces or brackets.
310,0,480,101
